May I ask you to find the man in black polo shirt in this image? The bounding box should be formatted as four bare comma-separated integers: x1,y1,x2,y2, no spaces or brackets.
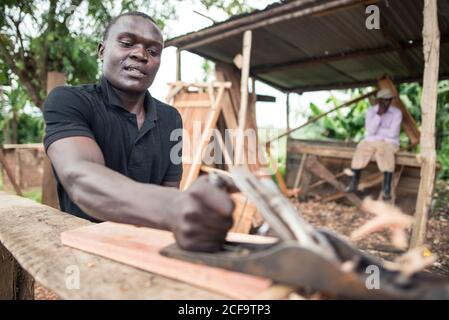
43,12,234,252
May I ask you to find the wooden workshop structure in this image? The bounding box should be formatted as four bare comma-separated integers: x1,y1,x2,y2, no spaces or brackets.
165,0,448,248
0,0,446,299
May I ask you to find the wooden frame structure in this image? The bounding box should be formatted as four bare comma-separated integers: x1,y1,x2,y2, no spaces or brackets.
171,0,442,248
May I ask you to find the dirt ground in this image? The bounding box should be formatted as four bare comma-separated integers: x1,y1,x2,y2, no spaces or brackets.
291,196,449,277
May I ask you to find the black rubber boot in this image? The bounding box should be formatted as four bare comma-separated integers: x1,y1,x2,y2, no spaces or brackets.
345,169,361,193
382,172,393,200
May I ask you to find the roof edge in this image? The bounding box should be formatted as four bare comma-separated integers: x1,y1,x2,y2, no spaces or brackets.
165,0,316,48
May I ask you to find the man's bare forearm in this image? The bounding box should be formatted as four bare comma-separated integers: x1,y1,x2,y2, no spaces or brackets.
61,161,179,230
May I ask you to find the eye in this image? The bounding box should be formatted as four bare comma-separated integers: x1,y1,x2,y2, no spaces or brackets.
147,48,159,56
119,41,133,48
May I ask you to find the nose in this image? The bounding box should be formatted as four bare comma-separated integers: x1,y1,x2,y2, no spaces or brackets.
129,45,148,63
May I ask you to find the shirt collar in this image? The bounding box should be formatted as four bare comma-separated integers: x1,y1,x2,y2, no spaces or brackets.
100,76,158,122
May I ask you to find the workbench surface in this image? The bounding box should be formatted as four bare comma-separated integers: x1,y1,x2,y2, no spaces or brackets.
0,192,227,299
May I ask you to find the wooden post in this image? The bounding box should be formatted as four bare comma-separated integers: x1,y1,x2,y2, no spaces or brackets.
176,49,182,82
0,148,22,196
286,93,290,132
235,30,252,166
410,0,440,248
293,153,307,189
0,241,34,299
41,71,65,209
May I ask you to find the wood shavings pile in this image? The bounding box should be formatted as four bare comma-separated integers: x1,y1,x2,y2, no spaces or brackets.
290,198,449,276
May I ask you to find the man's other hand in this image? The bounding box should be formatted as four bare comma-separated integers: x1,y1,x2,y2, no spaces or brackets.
167,176,235,252
377,106,387,115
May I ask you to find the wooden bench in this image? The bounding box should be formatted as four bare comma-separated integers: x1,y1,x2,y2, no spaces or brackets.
286,139,421,213
287,140,421,168
0,192,228,299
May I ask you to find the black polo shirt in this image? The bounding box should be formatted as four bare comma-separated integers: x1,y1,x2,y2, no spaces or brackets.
43,76,183,221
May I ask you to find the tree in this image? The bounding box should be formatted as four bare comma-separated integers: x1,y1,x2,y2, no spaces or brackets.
0,85,28,143
0,0,176,110
0,0,260,145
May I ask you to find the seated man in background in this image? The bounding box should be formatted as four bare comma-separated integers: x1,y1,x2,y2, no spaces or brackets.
345,88,403,200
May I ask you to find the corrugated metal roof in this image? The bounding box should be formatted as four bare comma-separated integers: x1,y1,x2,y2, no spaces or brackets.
166,0,449,92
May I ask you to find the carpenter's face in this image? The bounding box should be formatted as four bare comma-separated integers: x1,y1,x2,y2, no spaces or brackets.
379,98,392,109
98,16,163,93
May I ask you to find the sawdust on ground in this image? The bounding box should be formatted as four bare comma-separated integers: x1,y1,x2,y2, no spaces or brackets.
35,196,449,300
291,198,449,277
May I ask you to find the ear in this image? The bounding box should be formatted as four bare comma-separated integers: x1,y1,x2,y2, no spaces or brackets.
97,42,105,61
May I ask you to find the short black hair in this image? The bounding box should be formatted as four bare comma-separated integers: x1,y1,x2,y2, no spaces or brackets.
103,11,158,41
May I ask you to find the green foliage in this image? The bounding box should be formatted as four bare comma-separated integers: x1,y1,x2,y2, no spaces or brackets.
201,59,213,82
0,0,178,109
0,85,43,143
433,180,449,214
435,81,449,179
290,81,449,181
293,88,372,143
23,187,42,203
0,0,180,144
16,112,45,143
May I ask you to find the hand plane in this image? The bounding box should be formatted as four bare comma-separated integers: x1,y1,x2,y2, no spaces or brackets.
160,168,449,299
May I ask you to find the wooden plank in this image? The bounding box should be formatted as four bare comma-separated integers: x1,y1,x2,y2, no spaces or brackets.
309,171,346,190
41,71,65,209
174,100,212,108
322,172,383,203
265,142,288,195
0,147,22,196
180,86,226,190
410,0,440,248
167,81,232,89
293,154,307,189
61,222,273,299
378,77,420,147
235,30,252,166
391,165,405,204
213,130,233,167
176,49,182,81
305,156,362,208
0,241,34,299
2,143,44,150
288,141,421,167
171,87,228,190
0,192,238,299
216,62,265,173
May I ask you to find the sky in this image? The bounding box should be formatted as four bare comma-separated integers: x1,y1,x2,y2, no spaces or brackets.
149,0,351,130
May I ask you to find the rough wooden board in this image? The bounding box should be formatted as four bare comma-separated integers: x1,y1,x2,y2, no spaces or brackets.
0,192,236,299
0,241,34,299
288,142,421,168
173,88,226,190
411,0,439,248
41,71,65,209
61,222,273,299
305,156,362,208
